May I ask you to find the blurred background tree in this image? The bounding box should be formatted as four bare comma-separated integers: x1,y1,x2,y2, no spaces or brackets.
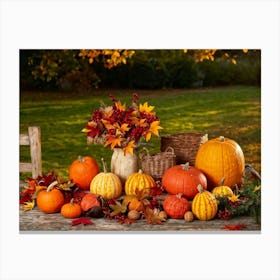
20,49,260,92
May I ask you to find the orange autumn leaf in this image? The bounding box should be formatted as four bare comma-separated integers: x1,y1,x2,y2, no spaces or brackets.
115,123,130,136
104,135,123,149
144,120,163,141
115,100,126,111
139,102,155,113
101,119,115,130
123,140,136,155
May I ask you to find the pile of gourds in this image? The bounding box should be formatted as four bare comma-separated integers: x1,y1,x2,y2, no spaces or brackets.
35,136,245,222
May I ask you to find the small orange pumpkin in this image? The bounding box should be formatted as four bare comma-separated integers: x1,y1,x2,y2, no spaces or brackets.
69,155,100,190
61,198,82,219
37,181,65,214
163,193,190,219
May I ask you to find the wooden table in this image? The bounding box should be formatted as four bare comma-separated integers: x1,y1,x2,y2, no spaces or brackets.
19,207,261,233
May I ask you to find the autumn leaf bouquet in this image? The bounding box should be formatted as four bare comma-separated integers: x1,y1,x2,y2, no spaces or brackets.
82,93,163,155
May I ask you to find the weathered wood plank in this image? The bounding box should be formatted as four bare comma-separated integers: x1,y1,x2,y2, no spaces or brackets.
19,126,42,178
19,207,261,232
19,162,33,172
20,134,30,145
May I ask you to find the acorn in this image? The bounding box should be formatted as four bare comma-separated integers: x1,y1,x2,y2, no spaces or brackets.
127,210,140,220
184,211,194,222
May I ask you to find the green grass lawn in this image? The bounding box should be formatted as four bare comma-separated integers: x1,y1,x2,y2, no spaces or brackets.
20,86,261,181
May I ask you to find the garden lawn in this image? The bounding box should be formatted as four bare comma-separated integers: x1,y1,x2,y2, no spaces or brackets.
20,86,261,181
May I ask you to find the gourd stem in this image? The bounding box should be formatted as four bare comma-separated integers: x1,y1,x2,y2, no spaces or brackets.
181,162,190,171
101,158,107,173
47,180,58,192
197,184,204,193
220,177,225,186
78,155,85,162
70,198,74,205
138,169,143,174
219,136,225,142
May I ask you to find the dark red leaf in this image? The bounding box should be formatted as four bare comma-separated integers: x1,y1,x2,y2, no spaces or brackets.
71,218,94,226
222,224,246,230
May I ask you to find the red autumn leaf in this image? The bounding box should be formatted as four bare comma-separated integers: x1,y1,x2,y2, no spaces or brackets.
222,224,246,230
71,217,94,226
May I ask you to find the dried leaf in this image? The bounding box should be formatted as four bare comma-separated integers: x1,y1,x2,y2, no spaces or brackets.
71,217,94,226
22,200,35,211
144,207,166,225
222,224,246,230
109,200,128,216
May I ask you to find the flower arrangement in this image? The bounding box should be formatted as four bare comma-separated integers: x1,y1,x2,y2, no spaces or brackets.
82,93,163,155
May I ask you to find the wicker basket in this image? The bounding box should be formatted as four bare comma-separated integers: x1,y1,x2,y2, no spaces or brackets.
160,133,208,165
140,147,176,179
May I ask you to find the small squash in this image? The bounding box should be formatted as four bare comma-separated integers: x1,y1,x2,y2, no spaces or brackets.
125,169,156,195
195,136,245,190
163,193,191,219
80,193,100,212
162,162,207,200
69,155,100,190
128,197,145,212
192,184,218,221
212,178,234,198
61,198,82,219
90,158,122,199
37,181,65,214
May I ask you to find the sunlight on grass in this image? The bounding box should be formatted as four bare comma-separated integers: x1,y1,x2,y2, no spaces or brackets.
20,86,261,180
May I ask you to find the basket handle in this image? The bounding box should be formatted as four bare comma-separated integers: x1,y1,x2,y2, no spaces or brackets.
139,147,150,159
164,146,175,154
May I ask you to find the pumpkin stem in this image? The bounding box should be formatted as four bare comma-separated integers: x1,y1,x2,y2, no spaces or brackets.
220,177,225,186
176,193,183,199
181,162,190,171
219,136,225,142
197,184,204,193
70,198,74,205
101,158,107,173
78,155,85,162
47,180,58,192
138,169,143,174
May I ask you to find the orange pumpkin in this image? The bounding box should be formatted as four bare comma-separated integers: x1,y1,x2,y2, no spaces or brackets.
61,198,82,219
69,155,100,190
37,181,65,213
162,193,190,219
162,162,207,200
80,193,100,212
195,136,245,190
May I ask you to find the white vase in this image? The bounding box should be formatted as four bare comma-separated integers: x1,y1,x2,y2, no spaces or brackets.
110,148,138,184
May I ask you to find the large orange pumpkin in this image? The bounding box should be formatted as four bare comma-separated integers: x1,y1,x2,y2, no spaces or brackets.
69,156,99,190
195,136,245,190
37,181,65,214
162,162,207,200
